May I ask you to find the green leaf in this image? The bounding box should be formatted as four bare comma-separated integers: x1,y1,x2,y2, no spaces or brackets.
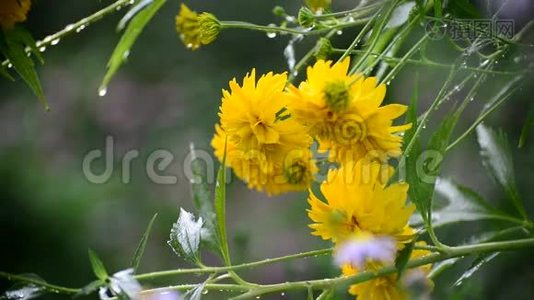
476,124,527,219
189,143,218,250
453,252,499,287
215,139,230,264
395,240,415,280
88,249,108,281
183,279,208,300
411,178,511,227
130,213,158,273
0,27,48,109
0,63,15,81
100,0,167,92
167,208,203,263
518,106,534,148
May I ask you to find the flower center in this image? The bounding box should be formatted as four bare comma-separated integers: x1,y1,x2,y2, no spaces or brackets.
285,160,307,184
324,80,350,113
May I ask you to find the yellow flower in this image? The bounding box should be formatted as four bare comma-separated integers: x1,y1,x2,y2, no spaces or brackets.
341,242,433,300
219,70,311,151
305,0,332,13
0,0,31,30
286,58,411,163
212,70,317,195
212,125,317,196
307,159,415,244
175,3,220,50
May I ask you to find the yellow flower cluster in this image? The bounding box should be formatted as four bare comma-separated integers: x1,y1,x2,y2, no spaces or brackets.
308,161,432,299
212,70,317,195
210,47,428,297
0,0,31,30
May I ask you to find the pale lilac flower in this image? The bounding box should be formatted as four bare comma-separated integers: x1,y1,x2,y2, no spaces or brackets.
110,268,143,299
334,235,396,269
99,268,143,300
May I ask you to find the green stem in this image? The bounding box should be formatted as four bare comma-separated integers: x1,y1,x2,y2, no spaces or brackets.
231,238,534,299
314,1,386,19
220,19,370,37
350,0,402,73
446,75,523,152
331,48,519,75
136,248,332,282
2,0,134,68
0,272,80,295
288,30,338,83
380,34,429,84
337,11,377,63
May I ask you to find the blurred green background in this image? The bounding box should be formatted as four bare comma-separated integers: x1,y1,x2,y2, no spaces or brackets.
1,0,534,299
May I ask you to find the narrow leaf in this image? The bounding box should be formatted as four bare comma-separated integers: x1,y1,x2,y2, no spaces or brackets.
117,0,154,31
453,252,500,287
0,28,47,109
476,124,527,219
167,208,203,263
183,280,207,300
130,213,158,272
88,249,108,281
100,0,167,91
395,240,415,280
215,139,230,264
518,106,534,148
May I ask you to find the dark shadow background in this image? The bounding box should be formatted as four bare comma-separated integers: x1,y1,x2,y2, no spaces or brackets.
1,0,533,299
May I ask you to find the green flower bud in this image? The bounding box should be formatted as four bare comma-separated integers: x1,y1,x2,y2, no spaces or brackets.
298,7,315,28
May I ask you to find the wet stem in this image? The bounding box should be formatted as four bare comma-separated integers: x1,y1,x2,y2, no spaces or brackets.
5,238,534,298
2,0,134,68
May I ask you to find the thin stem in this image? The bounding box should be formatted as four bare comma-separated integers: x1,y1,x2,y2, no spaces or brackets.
136,248,332,282
0,272,80,295
314,2,386,19
231,238,534,299
380,34,429,84
446,75,523,152
350,0,402,73
287,29,338,83
2,0,133,67
220,19,370,37
337,10,377,62
331,48,519,75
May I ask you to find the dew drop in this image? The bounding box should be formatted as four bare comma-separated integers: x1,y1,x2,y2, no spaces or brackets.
186,43,193,49
336,30,343,35
50,38,60,46
266,24,277,38
98,86,108,97
123,50,130,59
39,46,46,52
292,70,298,77
65,24,75,31
281,292,286,296
7,63,13,68
76,24,86,33
202,289,208,295
348,16,355,22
